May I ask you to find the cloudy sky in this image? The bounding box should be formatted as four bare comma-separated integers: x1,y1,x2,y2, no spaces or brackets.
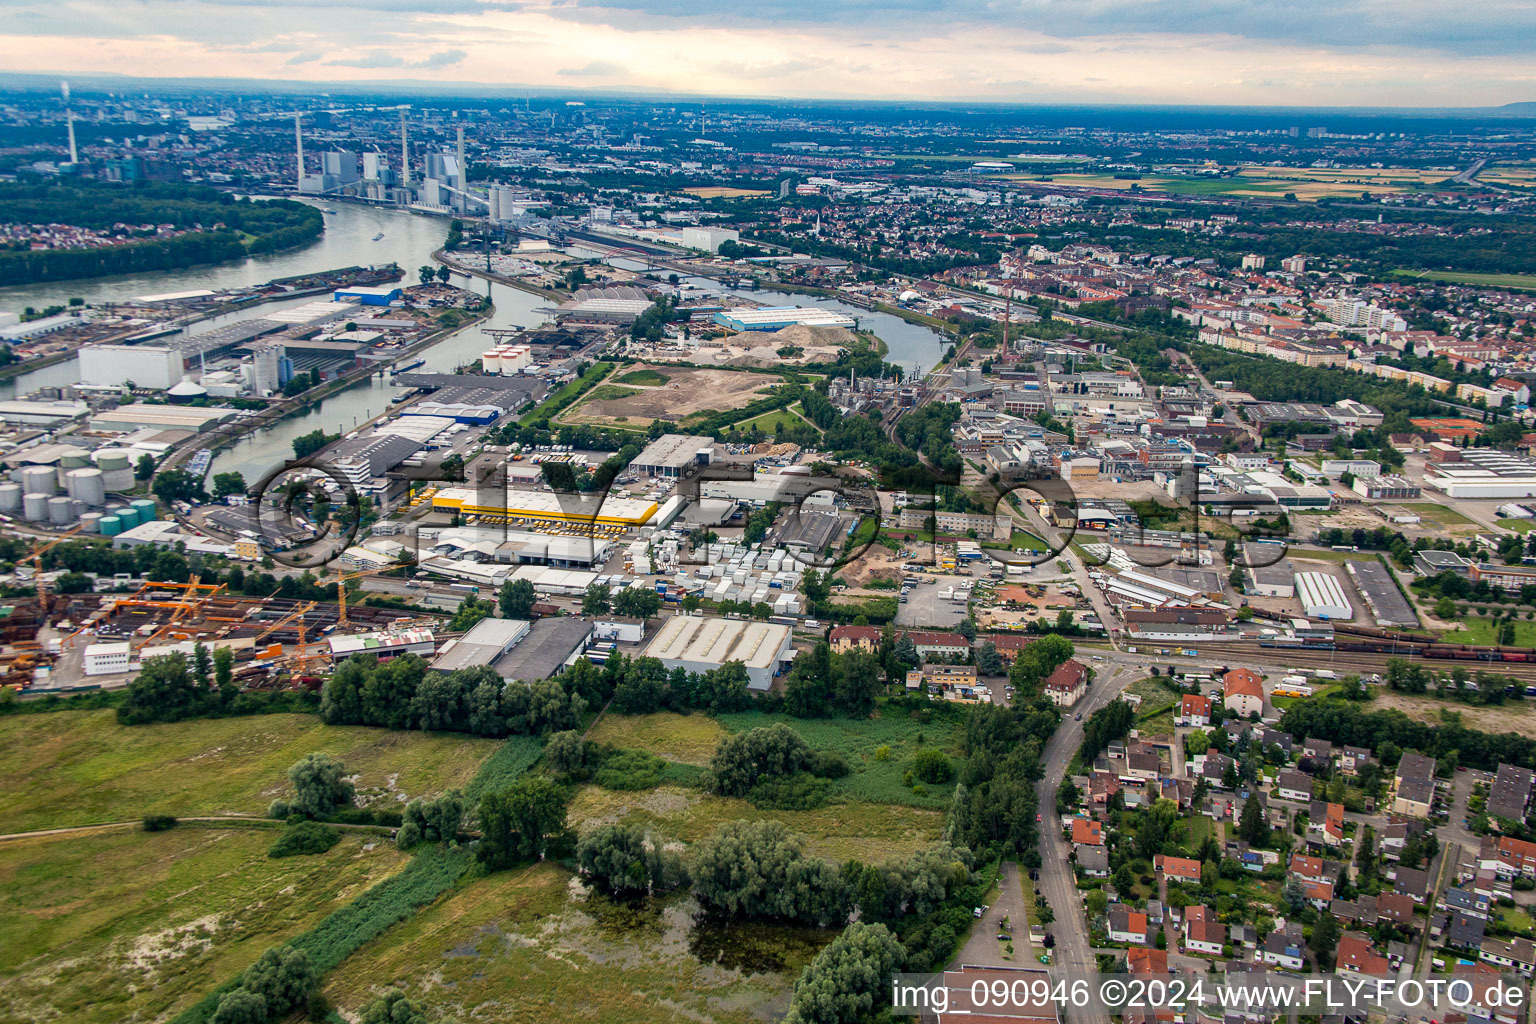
1,0,1533,106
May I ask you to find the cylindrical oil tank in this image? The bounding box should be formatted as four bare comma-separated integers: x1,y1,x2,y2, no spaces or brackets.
0,483,21,513
19,466,56,495
114,506,141,528
131,499,158,523
59,449,89,469
81,512,103,533
95,450,136,493
48,496,74,526
71,499,87,517
99,515,122,536
65,468,107,506
23,492,51,521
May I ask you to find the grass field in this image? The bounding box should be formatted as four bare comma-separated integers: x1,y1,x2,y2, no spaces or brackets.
730,402,820,437
717,708,966,808
1443,618,1536,647
1391,269,1536,290
1399,502,1478,527
585,384,641,402
567,784,944,862
1127,677,1181,739
587,712,726,765
0,826,408,1024
1003,172,1409,200
0,710,501,833
614,368,671,386
679,186,772,199
322,861,826,1023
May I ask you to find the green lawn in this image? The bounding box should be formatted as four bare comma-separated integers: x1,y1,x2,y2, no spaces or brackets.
716,707,968,808
1503,519,1536,534
1391,269,1536,290
1443,617,1536,647
0,826,408,1024
0,710,502,833
322,861,829,1024
587,712,727,765
1499,906,1536,936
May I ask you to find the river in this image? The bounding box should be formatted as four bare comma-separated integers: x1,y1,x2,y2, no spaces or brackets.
3,203,942,483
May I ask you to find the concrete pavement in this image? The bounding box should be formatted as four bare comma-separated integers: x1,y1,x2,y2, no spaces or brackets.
954,861,1033,967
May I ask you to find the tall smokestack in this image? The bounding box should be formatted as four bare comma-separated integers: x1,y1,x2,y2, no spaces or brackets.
61,81,78,164
399,109,411,189
294,113,304,190
456,124,466,213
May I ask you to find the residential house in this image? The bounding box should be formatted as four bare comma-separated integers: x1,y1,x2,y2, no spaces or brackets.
1376,891,1415,926
829,625,881,654
905,631,970,660
1447,911,1487,950
1481,937,1536,976
1178,694,1212,727
1289,854,1329,884
1202,752,1237,789
1073,818,1105,848
1223,668,1265,717
1078,846,1110,878
1302,879,1335,910
1495,836,1536,878
1185,906,1226,956
1301,738,1335,768
1339,746,1373,776
1045,659,1089,708
1275,770,1312,803
1453,964,1523,1024
1337,933,1390,974
1392,752,1437,818
1262,922,1307,970
1308,801,1345,848
1127,947,1169,975
1108,907,1153,945
1155,854,1204,884
1394,867,1431,903
1488,763,1536,824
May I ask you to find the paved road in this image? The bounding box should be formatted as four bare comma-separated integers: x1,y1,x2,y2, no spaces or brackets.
1031,661,1138,1024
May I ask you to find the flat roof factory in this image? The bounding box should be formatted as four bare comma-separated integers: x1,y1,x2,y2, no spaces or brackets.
712,306,857,332
430,486,659,527
646,614,796,690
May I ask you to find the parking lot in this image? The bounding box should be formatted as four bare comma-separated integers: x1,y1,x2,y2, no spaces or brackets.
894,570,983,628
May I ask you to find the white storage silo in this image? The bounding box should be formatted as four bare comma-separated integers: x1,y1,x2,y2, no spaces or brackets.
480,350,503,374
23,492,51,521
48,496,74,526
81,512,103,533
0,483,21,513
19,466,56,495
65,468,107,506
95,451,135,493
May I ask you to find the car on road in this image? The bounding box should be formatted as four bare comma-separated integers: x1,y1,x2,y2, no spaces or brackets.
973,905,987,918
1075,712,1082,720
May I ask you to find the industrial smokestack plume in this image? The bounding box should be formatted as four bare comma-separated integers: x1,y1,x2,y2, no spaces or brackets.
294,113,304,190
400,108,411,189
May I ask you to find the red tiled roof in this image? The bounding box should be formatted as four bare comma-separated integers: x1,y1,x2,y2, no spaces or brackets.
1224,668,1264,698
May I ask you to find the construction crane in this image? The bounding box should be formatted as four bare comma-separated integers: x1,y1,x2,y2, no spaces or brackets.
324,561,416,627
254,600,318,648
26,524,86,614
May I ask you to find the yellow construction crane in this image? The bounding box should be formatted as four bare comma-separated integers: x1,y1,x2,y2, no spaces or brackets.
324,561,416,626
254,600,318,648
26,524,86,613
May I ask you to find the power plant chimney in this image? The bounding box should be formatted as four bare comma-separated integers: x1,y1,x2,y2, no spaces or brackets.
399,109,411,189
294,113,304,190
61,81,78,164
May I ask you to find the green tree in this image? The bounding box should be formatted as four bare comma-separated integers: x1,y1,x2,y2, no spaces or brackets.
477,775,570,869
545,729,595,780
974,639,1003,676
691,819,848,925
499,577,537,619
192,641,212,687
612,587,662,619
396,790,464,849
576,823,689,896
418,264,435,286
134,453,156,481
710,723,812,797
286,753,355,818
1238,794,1268,846
581,582,612,616
212,471,247,499
209,989,267,1024
448,595,493,632
360,989,427,1024
241,945,316,1018
783,922,905,1024
213,647,235,701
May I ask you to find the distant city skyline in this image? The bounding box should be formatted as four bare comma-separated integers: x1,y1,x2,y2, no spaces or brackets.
0,0,1533,107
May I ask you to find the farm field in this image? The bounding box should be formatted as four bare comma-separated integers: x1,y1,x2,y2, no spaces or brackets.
566,784,944,862
322,860,826,1024
563,364,784,428
0,710,501,834
1391,269,1536,290
0,826,408,1024
1239,164,1456,184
